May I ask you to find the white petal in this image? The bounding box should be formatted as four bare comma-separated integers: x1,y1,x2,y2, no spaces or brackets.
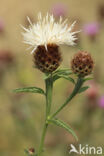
22,13,80,53
27,16,33,26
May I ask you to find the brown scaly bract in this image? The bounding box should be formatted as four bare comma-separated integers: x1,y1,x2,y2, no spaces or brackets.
71,51,94,77
34,44,62,73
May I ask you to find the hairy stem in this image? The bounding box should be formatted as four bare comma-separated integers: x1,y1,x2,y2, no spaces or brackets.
38,74,53,156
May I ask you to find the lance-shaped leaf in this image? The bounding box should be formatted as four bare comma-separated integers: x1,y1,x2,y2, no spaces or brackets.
13,87,45,95
48,118,78,141
59,75,75,84
44,68,73,83
83,77,93,82
53,68,72,76
78,86,89,94
52,74,75,84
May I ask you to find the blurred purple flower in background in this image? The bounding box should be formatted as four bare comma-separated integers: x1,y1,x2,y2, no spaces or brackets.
50,3,67,17
83,22,100,40
86,81,99,100
0,50,14,72
0,18,5,32
0,50,14,83
0,50,13,64
98,96,104,108
84,81,99,113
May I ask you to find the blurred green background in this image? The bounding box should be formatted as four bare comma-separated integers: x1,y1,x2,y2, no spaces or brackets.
0,0,104,155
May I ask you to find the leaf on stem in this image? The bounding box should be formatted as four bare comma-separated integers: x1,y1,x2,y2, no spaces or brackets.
13,87,45,95
53,68,72,76
44,68,74,83
58,75,75,84
83,77,93,82
78,86,89,94
48,118,78,141
53,69,75,83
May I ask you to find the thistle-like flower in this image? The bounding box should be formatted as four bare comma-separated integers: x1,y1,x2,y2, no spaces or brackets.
71,51,94,77
22,13,79,73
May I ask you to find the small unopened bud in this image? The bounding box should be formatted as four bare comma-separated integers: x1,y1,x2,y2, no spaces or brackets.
28,148,35,155
71,51,94,77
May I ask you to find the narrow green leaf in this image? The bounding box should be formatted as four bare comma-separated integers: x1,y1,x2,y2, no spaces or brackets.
13,87,45,95
43,73,50,80
59,75,75,84
78,86,89,93
54,68,72,76
53,74,75,84
52,75,60,82
48,118,78,141
44,68,73,82
83,77,93,82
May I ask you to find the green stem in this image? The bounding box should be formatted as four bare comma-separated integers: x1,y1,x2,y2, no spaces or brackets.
37,123,48,156
51,77,84,118
46,74,53,116
38,74,53,156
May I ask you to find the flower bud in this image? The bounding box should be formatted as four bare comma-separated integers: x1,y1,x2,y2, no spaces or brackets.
34,44,62,73
28,148,35,155
71,51,94,77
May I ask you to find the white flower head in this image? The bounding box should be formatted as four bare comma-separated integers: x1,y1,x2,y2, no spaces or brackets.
22,13,80,54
